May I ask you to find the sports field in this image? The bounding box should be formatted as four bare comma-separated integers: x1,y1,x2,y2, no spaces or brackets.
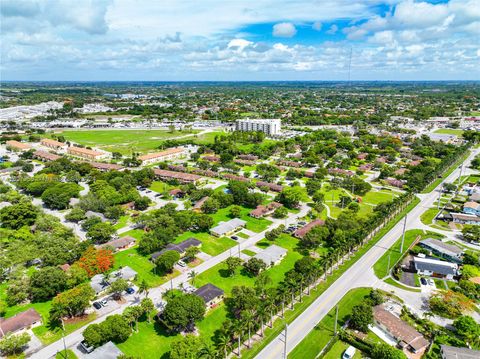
56,129,223,154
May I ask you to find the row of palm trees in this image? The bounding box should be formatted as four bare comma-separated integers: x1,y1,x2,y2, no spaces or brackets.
211,192,415,358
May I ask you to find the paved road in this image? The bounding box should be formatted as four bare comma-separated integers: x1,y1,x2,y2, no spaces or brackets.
256,147,480,359
30,204,310,358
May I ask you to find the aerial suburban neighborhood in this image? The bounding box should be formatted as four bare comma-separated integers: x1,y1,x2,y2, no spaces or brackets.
1,1,480,359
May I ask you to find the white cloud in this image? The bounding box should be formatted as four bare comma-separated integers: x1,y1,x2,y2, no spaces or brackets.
312,21,322,31
326,24,338,34
272,22,297,37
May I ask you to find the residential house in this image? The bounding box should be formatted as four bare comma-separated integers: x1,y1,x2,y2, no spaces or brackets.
210,218,246,237
418,238,463,263
253,245,288,268
373,305,429,354
87,162,123,171
100,236,136,252
202,155,220,162
138,147,185,165
150,238,201,261
440,345,480,359
90,266,137,294
294,219,325,239
194,283,224,309
250,202,282,218
328,168,354,177
256,181,283,192
469,192,480,202
169,189,185,199
448,213,480,225
0,308,42,338
192,196,209,213
463,202,480,216
413,256,458,280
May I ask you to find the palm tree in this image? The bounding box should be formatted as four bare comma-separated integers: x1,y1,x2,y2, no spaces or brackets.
242,309,256,349
199,343,218,359
233,320,245,357
188,270,197,286
138,279,150,298
254,271,272,298
216,331,232,359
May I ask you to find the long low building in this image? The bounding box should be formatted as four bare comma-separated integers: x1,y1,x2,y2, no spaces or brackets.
294,219,325,239
87,162,123,171
138,147,185,165
254,244,287,267
5,140,31,151
33,150,62,162
153,169,201,184
67,146,108,161
210,218,246,237
41,138,67,150
440,345,480,359
0,308,42,338
419,238,463,263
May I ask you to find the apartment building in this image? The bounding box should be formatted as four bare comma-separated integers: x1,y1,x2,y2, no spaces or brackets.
138,147,185,165
235,119,281,136
67,146,108,161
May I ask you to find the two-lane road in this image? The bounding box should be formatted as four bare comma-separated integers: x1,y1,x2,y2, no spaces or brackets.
256,147,480,359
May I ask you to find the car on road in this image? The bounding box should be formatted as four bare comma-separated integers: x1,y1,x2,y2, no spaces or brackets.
80,340,95,354
126,287,135,294
342,346,356,359
178,260,186,267
231,235,239,240
100,299,108,306
420,277,427,285
92,302,102,310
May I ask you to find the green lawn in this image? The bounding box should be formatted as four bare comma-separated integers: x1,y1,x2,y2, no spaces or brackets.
56,349,78,359
196,234,302,295
361,190,397,205
118,302,227,358
237,232,250,239
242,249,256,256
422,150,470,194
383,277,421,292
434,128,464,136
420,207,440,226
119,229,145,240
323,340,362,359
149,181,173,194
289,288,371,359
113,247,177,287
58,129,200,154
113,215,130,230
373,229,430,279
210,205,272,233
175,231,237,256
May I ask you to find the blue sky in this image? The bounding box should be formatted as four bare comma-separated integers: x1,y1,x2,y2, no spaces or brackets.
1,0,479,81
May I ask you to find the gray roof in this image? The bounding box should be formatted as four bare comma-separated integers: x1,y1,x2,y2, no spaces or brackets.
82,341,123,359
111,266,137,281
194,283,224,303
441,345,480,359
419,238,463,257
89,266,137,293
254,244,288,265
151,238,201,260
90,274,109,294
470,192,480,202
210,218,246,236
414,257,458,276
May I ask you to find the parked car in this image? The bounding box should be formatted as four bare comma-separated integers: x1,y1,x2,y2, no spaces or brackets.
231,235,239,240
428,279,435,286
178,260,186,267
100,299,108,306
420,277,427,285
80,340,95,354
126,287,135,294
342,346,356,359
93,302,102,310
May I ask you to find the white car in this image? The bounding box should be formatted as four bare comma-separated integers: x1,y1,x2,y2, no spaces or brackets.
177,260,186,267
343,346,356,359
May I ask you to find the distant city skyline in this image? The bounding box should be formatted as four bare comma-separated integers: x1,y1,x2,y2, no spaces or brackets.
1,0,479,81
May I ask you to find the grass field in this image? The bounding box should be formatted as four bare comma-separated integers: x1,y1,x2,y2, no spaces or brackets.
289,288,371,359
434,128,464,136
323,340,362,359
420,207,439,226
383,277,421,292
56,349,78,359
210,205,272,233
175,231,237,256
196,234,302,295
422,150,470,194
113,247,178,287
373,229,444,279
57,129,225,154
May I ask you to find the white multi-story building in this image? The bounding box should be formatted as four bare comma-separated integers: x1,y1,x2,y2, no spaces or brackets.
235,119,281,136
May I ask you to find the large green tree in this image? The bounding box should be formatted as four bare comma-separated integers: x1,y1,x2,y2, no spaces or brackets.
160,293,205,333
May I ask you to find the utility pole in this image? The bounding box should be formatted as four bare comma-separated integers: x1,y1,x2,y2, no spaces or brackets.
437,191,442,210
387,251,391,277
238,243,241,258
283,324,288,359
400,214,407,253
334,305,339,334
61,318,67,358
